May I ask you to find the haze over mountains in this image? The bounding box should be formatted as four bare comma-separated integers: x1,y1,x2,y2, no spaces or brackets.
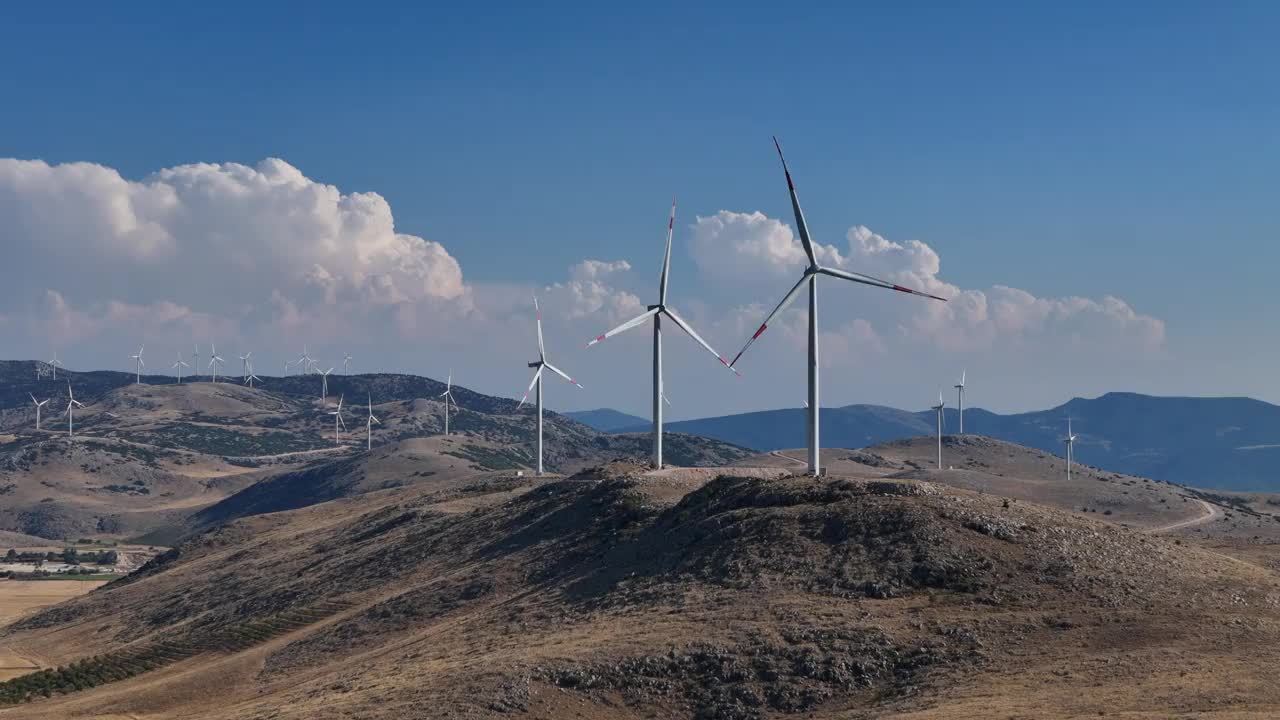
571,393,1280,491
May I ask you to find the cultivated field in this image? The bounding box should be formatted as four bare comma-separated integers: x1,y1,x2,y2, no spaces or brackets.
0,580,105,681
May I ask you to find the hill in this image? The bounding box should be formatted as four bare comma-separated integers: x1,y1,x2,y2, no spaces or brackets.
615,392,1280,490
565,408,648,432
0,363,750,541
1,456,1279,718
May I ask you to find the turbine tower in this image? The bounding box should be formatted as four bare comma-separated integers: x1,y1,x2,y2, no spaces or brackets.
519,297,583,476
193,345,201,380
63,383,84,438
244,360,262,389
586,198,738,468
172,352,191,383
319,367,333,400
130,346,145,384
932,391,946,470
329,395,347,445
439,372,458,435
343,353,353,375
29,394,49,431
208,344,225,383
238,352,253,382
298,346,314,375
729,138,947,477
954,370,966,435
365,395,380,451
1065,417,1077,483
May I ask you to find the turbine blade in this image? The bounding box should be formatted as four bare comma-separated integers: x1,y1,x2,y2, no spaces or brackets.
729,274,808,368
658,196,675,305
663,307,738,375
773,136,817,268
586,308,659,348
817,266,947,302
518,367,544,409
534,296,545,359
543,363,582,388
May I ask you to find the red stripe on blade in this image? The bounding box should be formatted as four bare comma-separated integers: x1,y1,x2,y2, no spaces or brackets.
751,324,768,340
595,334,606,343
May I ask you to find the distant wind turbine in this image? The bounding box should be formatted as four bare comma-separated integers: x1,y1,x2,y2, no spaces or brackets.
1065,417,1077,483
244,360,262,389
208,344,226,383
728,138,947,477
439,372,458,435
519,297,583,475
343,352,353,375
298,346,314,375
130,345,146,384
29,394,49,431
932,391,946,470
238,352,253,382
319,367,333,400
365,395,380,451
586,197,738,469
172,352,191,383
63,383,84,438
47,351,64,380
284,359,293,377
329,395,347,445
193,345,201,380
954,370,966,435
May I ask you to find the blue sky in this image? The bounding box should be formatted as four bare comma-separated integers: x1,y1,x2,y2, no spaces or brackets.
1,3,1278,416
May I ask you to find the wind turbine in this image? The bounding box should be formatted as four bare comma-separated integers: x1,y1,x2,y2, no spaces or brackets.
932,391,946,470
172,352,191,383
284,359,293,377
130,345,146,384
729,138,948,476
343,353,353,375
365,395,380,451
208,344,225,383
1065,417,1077,483
954,370,966,435
298,346,314,375
329,395,347,445
47,351,64,380
29,394,49,431
439,372,458,435
193,345,201,380
63,383,84,438
238,352,253,382
586,198,738,468
319,368,333,400
519,297,583,475
244,360,262,389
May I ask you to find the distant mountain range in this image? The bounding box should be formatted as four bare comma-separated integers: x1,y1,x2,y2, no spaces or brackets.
573,393,1280,491
565,408,648,432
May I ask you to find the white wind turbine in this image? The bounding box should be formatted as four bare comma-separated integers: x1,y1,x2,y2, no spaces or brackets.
439,372,458,435
130,345,146,384
343,353,353,375
1065,417,1077,483
954,370,966,435
193,344,201,380
586,197,738,468
365,395,380,451
298,346,314,375
238,352,253,382
63,383,84,438
519,297,583,476
172,352,191,383
932,391,946,470
47,351,64,380
244,360,262,389
284,359,293,377
729,138,948,476
329,395,347,445
208,344,225,383
30,394,49,431
319,367,333,400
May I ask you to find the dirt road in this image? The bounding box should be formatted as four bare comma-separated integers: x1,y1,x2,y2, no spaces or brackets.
1149,498,1220,533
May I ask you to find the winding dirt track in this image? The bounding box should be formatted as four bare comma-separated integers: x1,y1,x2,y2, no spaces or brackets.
1149,498,1220,533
